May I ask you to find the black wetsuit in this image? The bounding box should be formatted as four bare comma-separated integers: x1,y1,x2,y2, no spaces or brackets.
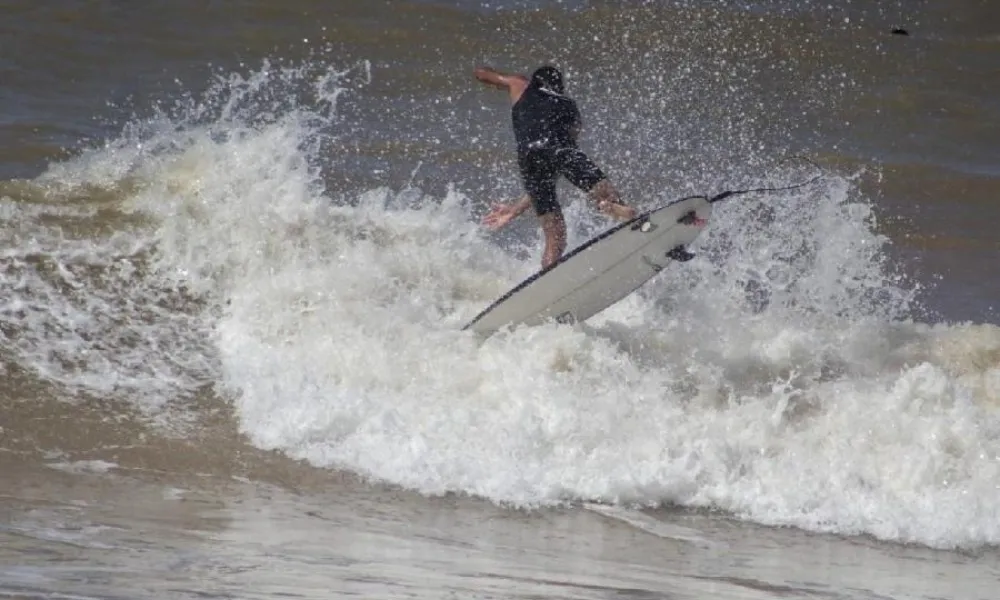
511,83,606,216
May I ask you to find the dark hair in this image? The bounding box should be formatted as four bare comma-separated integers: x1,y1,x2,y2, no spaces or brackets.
531,65,564,94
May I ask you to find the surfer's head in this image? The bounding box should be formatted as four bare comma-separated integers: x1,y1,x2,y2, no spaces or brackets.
531,65,565,94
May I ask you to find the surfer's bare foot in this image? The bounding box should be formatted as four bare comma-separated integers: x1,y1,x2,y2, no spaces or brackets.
590,180,636,221
598,200,636,221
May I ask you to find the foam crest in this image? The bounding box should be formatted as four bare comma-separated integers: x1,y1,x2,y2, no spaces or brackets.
203,160,999,549
118,69,993,547
0,54,369,419
0,181,214,412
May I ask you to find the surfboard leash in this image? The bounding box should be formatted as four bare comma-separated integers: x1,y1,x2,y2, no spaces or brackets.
708,156,825,204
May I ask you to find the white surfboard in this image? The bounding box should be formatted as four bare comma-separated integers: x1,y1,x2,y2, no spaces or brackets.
464,195,713,336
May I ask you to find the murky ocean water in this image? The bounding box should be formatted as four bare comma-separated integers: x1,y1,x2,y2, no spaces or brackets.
1,1,998,598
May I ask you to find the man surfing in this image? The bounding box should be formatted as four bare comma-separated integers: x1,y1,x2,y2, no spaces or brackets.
473,65,636,268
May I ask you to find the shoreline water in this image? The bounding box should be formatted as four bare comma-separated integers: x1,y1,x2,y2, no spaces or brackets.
4,454,1000,600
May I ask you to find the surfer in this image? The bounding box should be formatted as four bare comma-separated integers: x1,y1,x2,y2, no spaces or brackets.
474,65,636,268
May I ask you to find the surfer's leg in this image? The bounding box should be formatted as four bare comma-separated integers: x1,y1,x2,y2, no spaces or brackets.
539,209,567,269
557,149,635,221
517,148,565,267
518,149,559,215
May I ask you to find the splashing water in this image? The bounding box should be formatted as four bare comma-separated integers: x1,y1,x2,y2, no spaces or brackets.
3,55,998,551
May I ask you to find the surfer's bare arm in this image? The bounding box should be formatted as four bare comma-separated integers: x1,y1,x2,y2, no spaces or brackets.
474,66,529,103
483,194,532,230
473,66,523,88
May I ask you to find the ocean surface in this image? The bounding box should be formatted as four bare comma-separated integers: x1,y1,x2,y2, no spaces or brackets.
1,1,999,598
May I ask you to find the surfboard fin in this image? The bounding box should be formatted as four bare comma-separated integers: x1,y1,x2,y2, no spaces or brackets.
666,246,696,262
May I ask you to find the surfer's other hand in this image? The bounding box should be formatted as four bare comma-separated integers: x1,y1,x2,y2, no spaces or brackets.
482,203,517,230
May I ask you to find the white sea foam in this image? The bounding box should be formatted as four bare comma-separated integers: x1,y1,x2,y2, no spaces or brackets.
7,58,999,552
212,174,999,550
0,185,215,416
195,129,998,550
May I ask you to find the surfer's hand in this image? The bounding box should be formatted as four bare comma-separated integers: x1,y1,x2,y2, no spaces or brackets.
482,203,517,230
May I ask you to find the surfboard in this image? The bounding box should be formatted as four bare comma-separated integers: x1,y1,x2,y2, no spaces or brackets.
464,195,713,336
